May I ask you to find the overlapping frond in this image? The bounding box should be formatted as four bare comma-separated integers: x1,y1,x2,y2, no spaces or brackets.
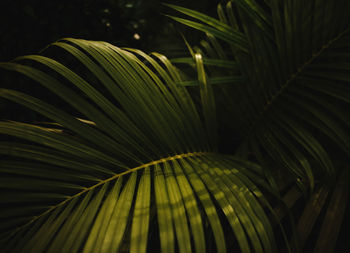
168,0,350,189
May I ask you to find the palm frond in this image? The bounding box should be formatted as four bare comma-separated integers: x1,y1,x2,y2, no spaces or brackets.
0,39,279,252
164,3,249,53
168,0,350,189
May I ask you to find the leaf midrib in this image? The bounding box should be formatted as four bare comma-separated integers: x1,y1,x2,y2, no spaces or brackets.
240,25,350,146
8,151,211,238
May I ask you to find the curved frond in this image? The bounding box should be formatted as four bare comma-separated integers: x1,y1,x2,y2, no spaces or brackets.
0,39,278,252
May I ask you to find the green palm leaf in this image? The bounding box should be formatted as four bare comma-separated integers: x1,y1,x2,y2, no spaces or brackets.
168,0,350,190
0,39,278,252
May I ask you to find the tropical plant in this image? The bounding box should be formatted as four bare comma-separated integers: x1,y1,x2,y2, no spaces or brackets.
0,0,349,253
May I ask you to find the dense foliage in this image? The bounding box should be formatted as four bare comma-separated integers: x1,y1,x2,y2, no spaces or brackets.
1,0,350,252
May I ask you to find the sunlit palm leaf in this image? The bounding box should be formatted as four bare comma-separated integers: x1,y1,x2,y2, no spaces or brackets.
0,39,277,252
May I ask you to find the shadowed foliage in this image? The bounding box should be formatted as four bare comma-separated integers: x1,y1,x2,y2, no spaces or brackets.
1,0,350,252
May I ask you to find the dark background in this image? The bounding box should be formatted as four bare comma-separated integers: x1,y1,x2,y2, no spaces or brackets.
0,0,220,61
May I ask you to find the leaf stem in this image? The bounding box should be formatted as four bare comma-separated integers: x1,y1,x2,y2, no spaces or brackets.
6,151,212,239
241,25,350,145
